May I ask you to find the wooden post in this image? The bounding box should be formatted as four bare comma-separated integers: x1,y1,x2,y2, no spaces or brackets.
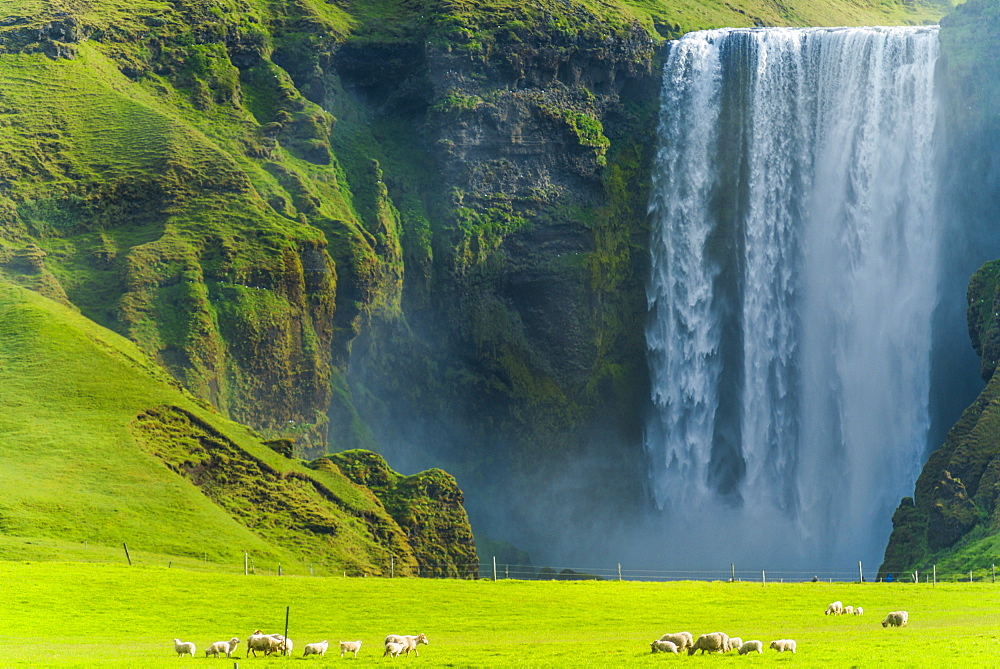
731,563,735,582
391,555,394,579
933,564,936,587
244,553,248,576
123,542,132,566
283,606,290,656
492,556,497,582
762,570,766,587
278,564,283,576
859,561,863,583
618,563,622,581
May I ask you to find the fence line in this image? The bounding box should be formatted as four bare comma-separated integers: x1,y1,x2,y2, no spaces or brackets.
3,536,997,583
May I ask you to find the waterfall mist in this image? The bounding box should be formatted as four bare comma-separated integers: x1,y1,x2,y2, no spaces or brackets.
645,26,941,571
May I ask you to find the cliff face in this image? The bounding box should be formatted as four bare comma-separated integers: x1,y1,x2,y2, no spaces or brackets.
879,0,1000,577
316,5,660,544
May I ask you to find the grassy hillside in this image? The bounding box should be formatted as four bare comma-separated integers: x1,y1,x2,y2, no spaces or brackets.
1,561,999,666
0,278,475,575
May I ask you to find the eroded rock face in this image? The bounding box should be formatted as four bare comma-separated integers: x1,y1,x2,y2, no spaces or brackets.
927,471,979,550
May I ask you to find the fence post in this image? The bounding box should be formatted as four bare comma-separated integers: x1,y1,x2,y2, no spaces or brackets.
762,570,766,587
970,570,974,583
244,553,248,576
283,606,290,656
123,542,132,566
618,563,622,581
731,563,736,582
859,561,863,583
993,564,996,584
391,555,394,579
933,564,936,587
278,564,282,576
493,556,497,582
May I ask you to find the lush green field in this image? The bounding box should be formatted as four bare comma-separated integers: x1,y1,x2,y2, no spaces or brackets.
3,561,1000,667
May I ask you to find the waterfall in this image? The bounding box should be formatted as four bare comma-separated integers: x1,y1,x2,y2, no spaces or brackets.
646,26,940,569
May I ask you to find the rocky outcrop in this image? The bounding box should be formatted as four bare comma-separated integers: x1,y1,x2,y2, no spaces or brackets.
316,450,478,578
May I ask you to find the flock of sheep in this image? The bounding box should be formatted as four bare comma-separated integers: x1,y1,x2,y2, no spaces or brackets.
649,632,794,656
171,599,911,660
648,601,909,656
172,631,428,659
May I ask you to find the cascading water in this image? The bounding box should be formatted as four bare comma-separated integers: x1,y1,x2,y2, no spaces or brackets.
646,26,940,570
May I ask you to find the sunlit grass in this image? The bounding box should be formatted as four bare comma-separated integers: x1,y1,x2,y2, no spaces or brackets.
2,561,1000,666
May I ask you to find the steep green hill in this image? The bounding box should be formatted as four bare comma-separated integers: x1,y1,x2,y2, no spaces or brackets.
0,278,474,575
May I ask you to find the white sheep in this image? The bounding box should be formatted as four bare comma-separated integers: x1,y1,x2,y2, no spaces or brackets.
173,639,196,657
770,639,797,653
247,631,283,657
688,632,729,655
855,606,864,616
825,600,844,615
844,605,855,615
385,633,428,657
383,641,405,658
726,636,743,652
658,631,693,652
882,611,908,627
204,637,239,658
738,640,764,655
276,635,294,656
340,640,362,658
649,639,678,654
303,640,328,657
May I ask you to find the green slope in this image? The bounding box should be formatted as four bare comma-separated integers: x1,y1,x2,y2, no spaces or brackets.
0,278,475,575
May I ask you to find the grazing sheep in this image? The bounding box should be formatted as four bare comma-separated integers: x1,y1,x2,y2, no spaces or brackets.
340,640,362,658
247,631,283,657
726,636,743,652
739,640,764,655
650,640,678,654
770,639,797,653
383,642,405,658
303,640,328,657
658,632,693,652
844,605,855,615
855,606,864,616
205,637,240,658
882,611,908,627
385,634,429,657
275,635,294,656
688,632,729,655
173,639,196,657
825,601,844,615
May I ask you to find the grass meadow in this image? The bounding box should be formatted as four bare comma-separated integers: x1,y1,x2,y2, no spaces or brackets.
3,561,1000,667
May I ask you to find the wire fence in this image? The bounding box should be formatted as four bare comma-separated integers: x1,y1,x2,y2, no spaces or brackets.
4,536,998,584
